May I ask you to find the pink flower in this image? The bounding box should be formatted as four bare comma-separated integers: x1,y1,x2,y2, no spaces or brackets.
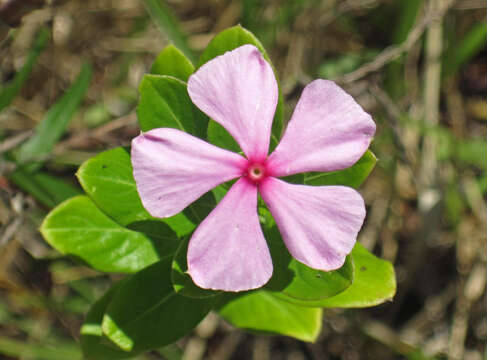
131,45,376,292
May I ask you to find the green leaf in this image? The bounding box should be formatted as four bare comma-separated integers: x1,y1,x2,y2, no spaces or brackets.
102,257,214,352
141,0,196,63
77,147,194,237
171,236,220,298
217,290,322,342
197,25,283,149
311,243,396,308
9,170,81,208
80,280,136,360
150,45,194,82
40,196,177,273
197,25,269,68
206,120,241,153
15,63,92,167
264,227,354,304
77,147,148,226
0,28,49,112
304,150,377,188
183,191,216,224
136,74,208,138
275,257,354,303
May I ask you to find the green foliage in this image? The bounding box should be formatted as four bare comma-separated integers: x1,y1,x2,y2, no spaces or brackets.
150,45,194,81
15,63,92,167
313,243,396,308
102,257,214,352
171,237,220,298
443,21,487,78
80,281,134,360
9,170,81,208
141,0,196,63
0,28,49,112
217,291,322,342
136,74,208,138
7,62,92,205
197,25,269,68
265,227,355,304
305,150,377,188
385,0,423,97
77,146,194,236
40,196,178,273
0,337,82,360
457,140,487,170
77,147,153,226
36,25,394,353
207,120,241,153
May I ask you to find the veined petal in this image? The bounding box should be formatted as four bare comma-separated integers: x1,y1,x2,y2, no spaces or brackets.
188,178,273,291
260,177,365,271
188,45,278,161
267,80,375,177
131,128,247,218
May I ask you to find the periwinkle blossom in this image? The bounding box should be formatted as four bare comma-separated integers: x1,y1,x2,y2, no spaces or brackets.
131,45,376,292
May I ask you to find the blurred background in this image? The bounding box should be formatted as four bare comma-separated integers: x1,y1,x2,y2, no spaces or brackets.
0,0,486,359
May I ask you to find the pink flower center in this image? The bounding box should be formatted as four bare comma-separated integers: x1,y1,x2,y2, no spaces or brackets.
246,162,267,183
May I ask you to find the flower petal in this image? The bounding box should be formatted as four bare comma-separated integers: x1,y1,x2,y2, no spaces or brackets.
267,80,376,177
259,177,365,271
187,45,278,161
131,128,247,218
188,178,273,291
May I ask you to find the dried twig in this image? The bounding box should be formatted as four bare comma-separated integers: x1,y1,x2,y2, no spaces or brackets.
0,130,33,154
335,0,456,84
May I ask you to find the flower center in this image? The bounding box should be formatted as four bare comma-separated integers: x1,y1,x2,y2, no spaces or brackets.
247,162,266,183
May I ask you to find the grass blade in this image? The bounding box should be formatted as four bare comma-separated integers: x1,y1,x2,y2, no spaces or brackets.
141,0,196,63
0,27,49,111
15,63,92,167
443,20,487,78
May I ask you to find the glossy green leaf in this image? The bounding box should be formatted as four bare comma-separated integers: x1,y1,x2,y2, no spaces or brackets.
77,147,149,226
77,147,194,237
0,28,49,112
183,191,216,224
9,170,81,208
40,196,177,273
197,25,283,148
171,237,220,298
197,25,268,68
217,290,322,342
136,74,208,138
150,45,194,81
206,120,240,153
16,63,92,167
306,243,396,308
276,257,353,303
102,257,214,352
264,227,354,304
304,150,377,188
80,280,136,360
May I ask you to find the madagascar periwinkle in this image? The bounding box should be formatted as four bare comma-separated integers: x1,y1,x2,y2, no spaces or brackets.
40,27,395,355
131,44,376,292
